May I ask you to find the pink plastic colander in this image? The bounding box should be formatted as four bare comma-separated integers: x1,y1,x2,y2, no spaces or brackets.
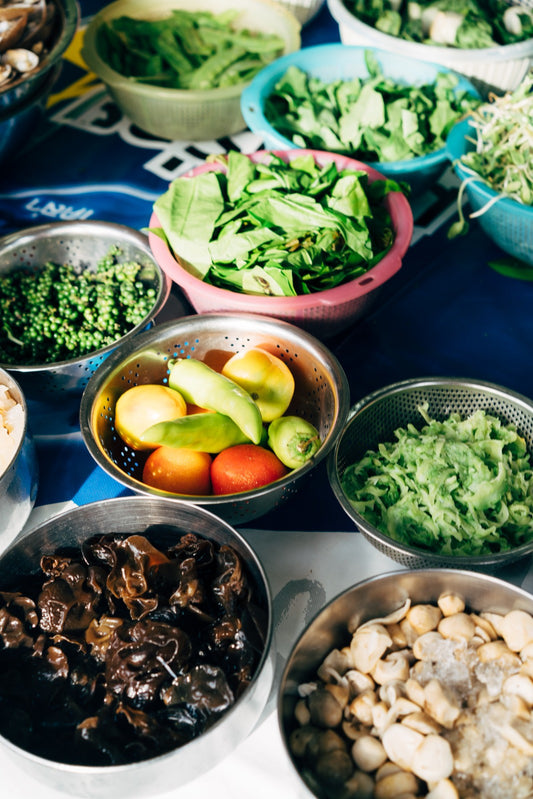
148,149,413,339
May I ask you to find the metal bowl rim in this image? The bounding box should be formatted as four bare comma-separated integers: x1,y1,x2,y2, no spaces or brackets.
79,311,350,504
327,374,533,568
0,220,172,373
0,495,274,774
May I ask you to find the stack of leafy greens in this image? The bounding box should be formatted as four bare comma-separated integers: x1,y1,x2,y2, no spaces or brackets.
95,9,285,90
264,50,480,162
347,0,533,48
152,152,401,297
341,405,533,557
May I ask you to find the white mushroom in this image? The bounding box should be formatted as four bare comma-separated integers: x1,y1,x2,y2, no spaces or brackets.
375,761,402,781
350,624,392,674
2,47,39,72
476,639,522,667
351,734,387,772
438,593,465,617
411,734,454,783
480,611,505,637
356,599,411,631
374,769,419,799
407,604,442,635
412,631,445,661
470,612,498,642
318,648,354,683
501,692,530,720
371,651,410,685
401,710,443,736
438,612,476,641
381,722,424,771
379,680,406,707
426,778,460,799
337,770,375,799
502,673,533,706
497,721,533,756
345,669,375,697
348,689,378,727
423,679,460,729
404,678,425,709
499,609,533,653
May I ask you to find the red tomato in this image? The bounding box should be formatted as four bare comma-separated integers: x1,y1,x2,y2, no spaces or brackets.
142,447,212,495
211,444,288,495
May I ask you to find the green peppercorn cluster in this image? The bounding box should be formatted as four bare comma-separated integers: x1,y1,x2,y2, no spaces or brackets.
0,245,158,366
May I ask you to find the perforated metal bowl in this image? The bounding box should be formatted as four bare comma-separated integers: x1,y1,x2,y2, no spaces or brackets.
0,220,172,400
328,376,533,570
80,313,350,525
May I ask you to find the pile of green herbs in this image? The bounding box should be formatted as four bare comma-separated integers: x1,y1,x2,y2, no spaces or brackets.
152,151,402,297
347,0,533,48
449,71,533,239
0,247,157,366
341,405,533,557
96,9,284,90
264,50,480,163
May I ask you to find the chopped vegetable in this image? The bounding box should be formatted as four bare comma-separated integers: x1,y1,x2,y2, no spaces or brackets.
152,151,402,297
448,72,533,238
96,9,285,90
340,405,533,556
0,246,157,365
264,50,480,163
347,0,533,48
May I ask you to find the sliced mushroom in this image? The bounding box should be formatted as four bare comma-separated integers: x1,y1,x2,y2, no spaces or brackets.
412,631,445,661
502,673,533,706
348,689,378,727
350,624,392,674
356,599,411,631
480,611,505,637
345,669,375,697
470,612,498,642
407,603,442,635
499,609,533,653
438,612,476,642
411,733,454,782
404,678,425,709
2,46,38,72
326,681,350,710
374,768,419,799
426,778,460,799
401,710,443,736
476,639,522,667
381,722,424,771
423,679,460,729
375,761,402,781
318,648,354,683
371,651,410,685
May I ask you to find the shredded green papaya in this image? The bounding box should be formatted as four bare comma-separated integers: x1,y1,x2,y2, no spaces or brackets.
341,405,533,556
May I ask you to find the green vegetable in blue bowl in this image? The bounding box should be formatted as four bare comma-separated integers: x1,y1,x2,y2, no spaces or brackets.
241,44,481,195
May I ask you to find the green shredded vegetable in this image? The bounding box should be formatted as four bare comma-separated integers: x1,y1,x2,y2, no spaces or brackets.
341,405,533,557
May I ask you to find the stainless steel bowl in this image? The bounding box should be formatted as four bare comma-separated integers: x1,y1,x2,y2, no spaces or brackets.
0,220,172,399
0,367,38,549
278,568,533,799
0,496,274,797
0,0,79,111
328,376,533,570
80,312,350,525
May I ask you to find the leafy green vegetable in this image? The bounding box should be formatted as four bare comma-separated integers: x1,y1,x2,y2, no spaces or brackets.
153,152,403,296
96,9,284,90
341,405,533,556
448,72,533,238
347,0,533,48
488,257,533,281
264,50,479,163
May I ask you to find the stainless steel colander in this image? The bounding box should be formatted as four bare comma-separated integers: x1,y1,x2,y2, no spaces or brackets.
80,312,350,525
328,376,533,570
0,220,172,399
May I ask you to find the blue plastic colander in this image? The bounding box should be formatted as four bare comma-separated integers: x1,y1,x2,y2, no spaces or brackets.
446,117,533,266
241,43,481,195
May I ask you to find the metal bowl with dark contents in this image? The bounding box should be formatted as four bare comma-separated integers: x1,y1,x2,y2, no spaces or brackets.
0,496,274,797
0,220,172,399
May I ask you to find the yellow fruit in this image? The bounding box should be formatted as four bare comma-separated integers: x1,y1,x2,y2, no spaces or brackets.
114,384,187,450
221,347,295,422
